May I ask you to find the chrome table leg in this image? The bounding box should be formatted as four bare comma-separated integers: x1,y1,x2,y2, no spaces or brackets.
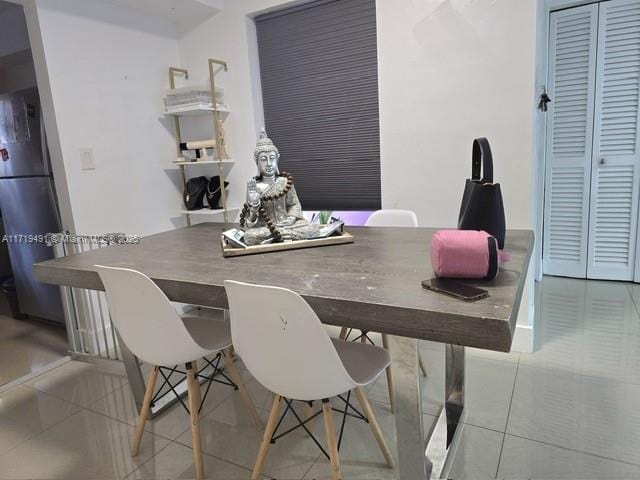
445,344,465,445
388,335,431,480
389,338,466,480
115,330,146,411
426,344,466,479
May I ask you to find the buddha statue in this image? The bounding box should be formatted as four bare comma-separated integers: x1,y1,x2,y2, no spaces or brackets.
239,129,320,245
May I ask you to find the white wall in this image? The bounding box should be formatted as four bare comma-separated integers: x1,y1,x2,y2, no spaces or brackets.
24,0,184,236
176,0,538,349
178,0,537,225
376,0,538,349
177,0,288,214
16,0,538,347
377,0,536,229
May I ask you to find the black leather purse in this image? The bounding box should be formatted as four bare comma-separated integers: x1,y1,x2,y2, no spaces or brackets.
206,176,229,210
458,138,506,249
183,176,208,211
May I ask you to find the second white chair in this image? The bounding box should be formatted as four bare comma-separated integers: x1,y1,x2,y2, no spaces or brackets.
225,280,395,480
95,265,262,480
339,209,428,413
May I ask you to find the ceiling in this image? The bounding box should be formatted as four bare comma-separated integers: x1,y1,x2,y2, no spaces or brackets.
98,0,222,34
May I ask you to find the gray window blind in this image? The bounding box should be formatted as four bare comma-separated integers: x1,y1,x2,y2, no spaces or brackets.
255,0,381,211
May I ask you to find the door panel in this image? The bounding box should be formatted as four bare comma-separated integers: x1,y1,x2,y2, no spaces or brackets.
588,0,640,280
543,4,599,278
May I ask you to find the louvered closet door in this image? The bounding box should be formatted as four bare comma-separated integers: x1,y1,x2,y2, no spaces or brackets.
587,0,640,280
543,5,599,278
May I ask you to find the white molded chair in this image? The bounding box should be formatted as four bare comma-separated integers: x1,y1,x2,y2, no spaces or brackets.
339,209,427,413
365,209,419,228
95,265,261,480
225,280,394,480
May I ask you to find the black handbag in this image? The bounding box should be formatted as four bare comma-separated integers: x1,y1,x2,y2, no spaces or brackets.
183,176,208,211
458,138,506,249
206,176,229,209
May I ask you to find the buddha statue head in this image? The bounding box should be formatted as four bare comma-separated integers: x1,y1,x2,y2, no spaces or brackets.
254,128,279,179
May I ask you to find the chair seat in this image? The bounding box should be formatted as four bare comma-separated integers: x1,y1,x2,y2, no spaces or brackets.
331,338,390,386
181,314,233,353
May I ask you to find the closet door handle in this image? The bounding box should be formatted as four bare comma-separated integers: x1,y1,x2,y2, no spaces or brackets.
599,157,606,166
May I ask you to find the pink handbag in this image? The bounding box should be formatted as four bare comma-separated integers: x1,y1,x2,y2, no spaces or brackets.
430,230,499,280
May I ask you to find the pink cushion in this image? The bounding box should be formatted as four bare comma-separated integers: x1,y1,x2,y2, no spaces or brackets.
430,230,494,279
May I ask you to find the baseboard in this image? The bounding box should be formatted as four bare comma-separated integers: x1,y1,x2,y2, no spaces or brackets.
0,356,72,394
512,324,533,353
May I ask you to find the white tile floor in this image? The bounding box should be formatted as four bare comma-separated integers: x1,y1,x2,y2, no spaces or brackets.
0,296,69,386
1,276,639,479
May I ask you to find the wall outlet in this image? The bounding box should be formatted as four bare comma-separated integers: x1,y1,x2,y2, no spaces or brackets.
79,148,95,170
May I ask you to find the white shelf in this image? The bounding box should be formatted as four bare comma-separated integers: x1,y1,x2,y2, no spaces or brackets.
162,104,230,117
180,207,239,216
173,158,234,166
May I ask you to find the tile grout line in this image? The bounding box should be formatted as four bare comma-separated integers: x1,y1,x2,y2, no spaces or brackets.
209,448,316,480
626,284,640,320
26,365,130,410
0,407,85,459
0,363,141,458
516,360,640,388
83,376,235,434
503,430,640,469
70,378,273,476
84,377,256,443
122,440,257,479
494,354,520,479
122,439,175,479
169,392,324,478
0,378,94,456
298,452,325,480
0,356,72,394
500,350,640,470
79,399,191,443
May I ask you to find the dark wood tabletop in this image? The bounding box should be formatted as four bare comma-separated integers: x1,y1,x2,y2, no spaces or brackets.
33,224,534,352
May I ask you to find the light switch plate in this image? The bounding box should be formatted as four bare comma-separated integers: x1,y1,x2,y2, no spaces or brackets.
79,147,95,170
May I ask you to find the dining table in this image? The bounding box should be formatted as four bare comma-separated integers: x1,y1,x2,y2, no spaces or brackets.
33,223,534,480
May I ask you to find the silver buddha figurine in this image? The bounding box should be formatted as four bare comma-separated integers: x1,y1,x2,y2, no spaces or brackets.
239,129,320,245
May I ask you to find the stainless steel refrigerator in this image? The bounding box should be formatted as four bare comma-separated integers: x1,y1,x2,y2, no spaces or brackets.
0,87,64,324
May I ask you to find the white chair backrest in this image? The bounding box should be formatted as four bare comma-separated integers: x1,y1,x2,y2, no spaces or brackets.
95,265,210,366
365,209,419,227
225,280,356,401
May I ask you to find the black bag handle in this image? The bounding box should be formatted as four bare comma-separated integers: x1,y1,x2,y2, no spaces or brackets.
471,137,494,183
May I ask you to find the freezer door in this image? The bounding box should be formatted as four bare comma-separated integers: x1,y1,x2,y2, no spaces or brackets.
0,177,64,323
0,87,45,178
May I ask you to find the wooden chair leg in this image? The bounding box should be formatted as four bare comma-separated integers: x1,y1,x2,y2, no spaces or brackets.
322,399,342,480
339,327,349,340
186,362,205,480
419,353,428,377
131,365,159,457
222,349,263,429
252,394,282,480
381,334,396,413
354,387,395,468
